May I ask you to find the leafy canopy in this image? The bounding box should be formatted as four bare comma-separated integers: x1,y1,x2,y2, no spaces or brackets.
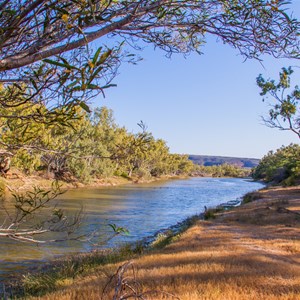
0,0,299,123
252,143,300,185
0,104,195,180
257,67,300,138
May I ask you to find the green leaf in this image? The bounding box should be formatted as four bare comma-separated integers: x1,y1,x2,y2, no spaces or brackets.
78,101,91,113
3,9,17,16
98,50,112,65
101,84,117,89
88,66,103,83
108,223,117,232
43,13,50,34
108,224,129,235
58,57,79,70
92,47,103,65
43,59,68,69
87,83,101,90
29,78,38,90
58,73,70,87
72,86,83,91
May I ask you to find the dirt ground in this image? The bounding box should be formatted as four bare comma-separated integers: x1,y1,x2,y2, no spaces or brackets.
39,186,300,300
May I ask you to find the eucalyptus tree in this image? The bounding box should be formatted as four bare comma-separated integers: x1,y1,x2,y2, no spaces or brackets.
0,0,299,125
257,67,300,139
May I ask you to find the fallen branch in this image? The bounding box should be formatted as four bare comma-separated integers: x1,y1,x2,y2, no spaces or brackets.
102,261,180,300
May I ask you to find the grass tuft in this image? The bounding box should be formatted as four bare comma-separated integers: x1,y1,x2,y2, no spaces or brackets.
203,206,225,220
242,191,262,204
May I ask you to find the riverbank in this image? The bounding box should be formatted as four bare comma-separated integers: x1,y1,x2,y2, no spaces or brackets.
0,167,189,193
29,185,300,300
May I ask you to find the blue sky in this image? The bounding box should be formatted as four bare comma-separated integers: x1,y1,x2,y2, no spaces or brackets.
97,1,300,159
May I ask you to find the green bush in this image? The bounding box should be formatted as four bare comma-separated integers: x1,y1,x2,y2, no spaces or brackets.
252,144,300,185
242,192,262,204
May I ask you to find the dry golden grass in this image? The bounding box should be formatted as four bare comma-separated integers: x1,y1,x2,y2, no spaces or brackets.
37,186,300,300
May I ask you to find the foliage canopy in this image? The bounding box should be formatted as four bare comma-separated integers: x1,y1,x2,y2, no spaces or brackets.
252,143,300,185
0,0,299,123
257,67,300,138
0,105,194,180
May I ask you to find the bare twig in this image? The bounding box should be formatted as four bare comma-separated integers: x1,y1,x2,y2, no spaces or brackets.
102,261,180,300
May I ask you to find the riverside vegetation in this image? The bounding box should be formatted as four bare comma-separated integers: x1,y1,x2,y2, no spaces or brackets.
0,104,251,246
1,103,299,299
1,112,299,299
252,143,300,186
0,105,194,183
4,143,299,299
0,104,249,186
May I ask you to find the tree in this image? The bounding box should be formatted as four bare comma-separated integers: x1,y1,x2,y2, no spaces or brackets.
113,121,154,177
0,0,299,124
252,143,300,184
257,67,300,138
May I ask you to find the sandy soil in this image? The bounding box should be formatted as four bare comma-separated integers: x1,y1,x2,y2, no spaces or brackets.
0,168,187,193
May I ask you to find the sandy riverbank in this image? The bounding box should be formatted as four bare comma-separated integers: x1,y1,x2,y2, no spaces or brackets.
36,185,300,300
0,168,189,193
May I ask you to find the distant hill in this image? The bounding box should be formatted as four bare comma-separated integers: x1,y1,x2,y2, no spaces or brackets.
189,155,260,168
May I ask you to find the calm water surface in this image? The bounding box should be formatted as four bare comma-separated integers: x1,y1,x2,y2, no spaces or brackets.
0,177,264,280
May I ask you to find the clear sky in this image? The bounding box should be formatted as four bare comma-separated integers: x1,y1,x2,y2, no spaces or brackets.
96,1,300,159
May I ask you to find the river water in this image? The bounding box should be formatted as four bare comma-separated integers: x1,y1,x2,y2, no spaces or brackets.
0,177,264,280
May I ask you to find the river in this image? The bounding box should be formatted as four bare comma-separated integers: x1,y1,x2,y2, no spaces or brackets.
0,177,264,281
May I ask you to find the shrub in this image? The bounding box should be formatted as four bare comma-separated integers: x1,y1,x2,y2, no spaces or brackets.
252,144,300,185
